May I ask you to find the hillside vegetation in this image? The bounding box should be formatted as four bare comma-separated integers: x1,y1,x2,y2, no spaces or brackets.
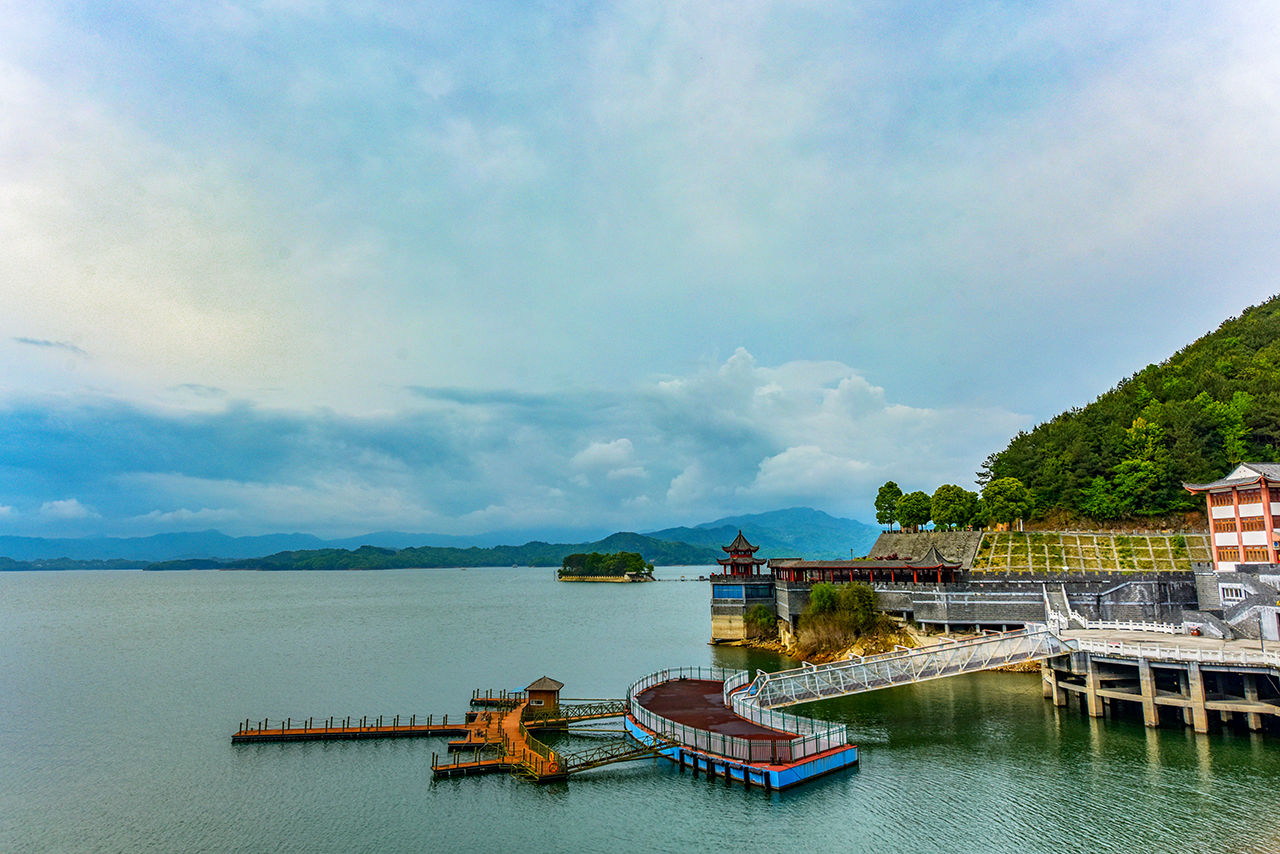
970,532,1210,573
985,295,1280,520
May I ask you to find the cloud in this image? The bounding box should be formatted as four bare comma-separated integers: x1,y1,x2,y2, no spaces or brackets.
745,446,872,501
0,349,1029,536
39,498,98,520
572,438,635,470
131,507,239,526
13,337,87,356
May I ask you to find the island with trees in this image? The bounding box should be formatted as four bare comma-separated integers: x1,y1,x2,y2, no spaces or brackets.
557,551,655,582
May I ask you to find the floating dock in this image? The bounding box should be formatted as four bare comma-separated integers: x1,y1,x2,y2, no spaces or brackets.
624,666,858,790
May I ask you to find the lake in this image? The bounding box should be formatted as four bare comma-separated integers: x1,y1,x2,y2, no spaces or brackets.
3,567,1278,853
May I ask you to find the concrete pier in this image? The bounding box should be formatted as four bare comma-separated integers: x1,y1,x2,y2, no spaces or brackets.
1042,630,1280,735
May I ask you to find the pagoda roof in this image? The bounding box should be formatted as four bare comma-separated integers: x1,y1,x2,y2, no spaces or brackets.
1184,462,1280,492
722,530,759,553
526,676,564,692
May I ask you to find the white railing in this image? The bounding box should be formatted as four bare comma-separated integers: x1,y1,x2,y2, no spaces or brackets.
740,628,1071,709
1072,638,1280,668
1043,587,1184,635
628,667,847,763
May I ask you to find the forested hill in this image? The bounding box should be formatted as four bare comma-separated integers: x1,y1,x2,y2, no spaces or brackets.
147,532,721,571
985,294,1280,521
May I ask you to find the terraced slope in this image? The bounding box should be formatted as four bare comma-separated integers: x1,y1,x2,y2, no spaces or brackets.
970,532,1211,573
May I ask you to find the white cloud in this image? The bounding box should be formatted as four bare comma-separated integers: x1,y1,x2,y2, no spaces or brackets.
572,438,635,470
39,498,98,520
744,445,871,500
132,507,240,526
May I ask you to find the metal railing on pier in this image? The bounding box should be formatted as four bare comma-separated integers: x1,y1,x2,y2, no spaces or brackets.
627,666,848,763
740,627,1070,710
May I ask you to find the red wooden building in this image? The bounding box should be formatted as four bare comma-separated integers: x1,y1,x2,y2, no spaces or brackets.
768,546,962,585
716,530,766,577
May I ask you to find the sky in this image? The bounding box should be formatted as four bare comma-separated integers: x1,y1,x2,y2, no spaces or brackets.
2,1,1280,539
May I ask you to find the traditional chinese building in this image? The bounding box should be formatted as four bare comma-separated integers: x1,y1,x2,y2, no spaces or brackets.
768,547,963,585
710,532,774,642
1183,463,1280,571
717,530,766,577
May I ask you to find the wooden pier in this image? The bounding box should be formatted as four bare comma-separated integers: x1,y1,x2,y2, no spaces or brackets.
232,714,471,743
234,687,639,783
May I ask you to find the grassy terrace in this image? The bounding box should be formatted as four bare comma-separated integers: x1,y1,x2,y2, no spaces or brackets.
970,532,1212,574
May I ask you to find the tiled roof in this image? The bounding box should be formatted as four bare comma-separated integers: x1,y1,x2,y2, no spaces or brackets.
1184,462,1280,491
722,530,759,553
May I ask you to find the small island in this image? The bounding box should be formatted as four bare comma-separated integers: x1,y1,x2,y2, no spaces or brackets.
558,551,654,582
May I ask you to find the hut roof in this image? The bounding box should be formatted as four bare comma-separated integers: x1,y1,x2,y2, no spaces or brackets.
526,676,564,692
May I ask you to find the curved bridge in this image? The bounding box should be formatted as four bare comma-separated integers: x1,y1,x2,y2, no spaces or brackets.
737,627,1072,710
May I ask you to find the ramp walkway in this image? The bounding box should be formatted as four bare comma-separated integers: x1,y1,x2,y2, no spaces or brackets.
738,627,1071,710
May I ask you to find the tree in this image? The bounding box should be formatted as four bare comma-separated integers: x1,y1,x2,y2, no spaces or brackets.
981,477,1032,527
836,582,877,634
874,481,903,529
743,604,777,638
808,582,839,615
896,491,932,532
931,484,978,530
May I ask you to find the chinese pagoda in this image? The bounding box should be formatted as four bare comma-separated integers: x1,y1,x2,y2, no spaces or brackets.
717,530,766,577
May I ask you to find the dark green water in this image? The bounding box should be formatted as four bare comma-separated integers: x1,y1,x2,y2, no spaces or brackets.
3,568,1278,853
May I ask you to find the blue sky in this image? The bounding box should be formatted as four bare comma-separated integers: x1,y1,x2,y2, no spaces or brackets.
2,1,1279,538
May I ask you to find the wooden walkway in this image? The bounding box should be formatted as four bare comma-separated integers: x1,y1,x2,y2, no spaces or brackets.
232,714,470,743
431,700,568,781
233,691,633,783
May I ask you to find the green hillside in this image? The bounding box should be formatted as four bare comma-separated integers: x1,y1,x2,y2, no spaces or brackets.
971,532,1211,573
985,294,1280,520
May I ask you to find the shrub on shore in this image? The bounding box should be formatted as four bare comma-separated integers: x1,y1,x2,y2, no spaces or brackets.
796,581,901,657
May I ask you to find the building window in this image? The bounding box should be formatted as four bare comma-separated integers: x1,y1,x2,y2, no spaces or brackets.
1211,492,1236,506
1219,546,1240,561
530,699,544,706
1215,518,1238,533
1241,517,1266,532
1244,547,1271,562
1239,488,1262,504
1221,584,1247,605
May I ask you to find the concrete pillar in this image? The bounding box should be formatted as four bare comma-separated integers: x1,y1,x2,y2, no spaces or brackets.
1243,674,1264,732
1178,670,1192,726
1085,657,1103,718
1042,663,1068,707
1138,659,1159,728
1187,662,1209,734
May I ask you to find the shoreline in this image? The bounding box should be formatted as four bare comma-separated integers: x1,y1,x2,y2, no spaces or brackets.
557,574,654,583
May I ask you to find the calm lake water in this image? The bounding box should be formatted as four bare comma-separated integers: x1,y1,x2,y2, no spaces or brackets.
3,567,1279,853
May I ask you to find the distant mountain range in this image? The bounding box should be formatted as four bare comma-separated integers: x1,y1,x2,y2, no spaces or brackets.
644,507,879,561
0,507,879,568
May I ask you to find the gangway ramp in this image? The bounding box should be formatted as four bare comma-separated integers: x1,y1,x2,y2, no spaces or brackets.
740,627,1070,710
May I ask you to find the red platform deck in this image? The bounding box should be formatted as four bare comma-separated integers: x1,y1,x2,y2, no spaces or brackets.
634,679,794,741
